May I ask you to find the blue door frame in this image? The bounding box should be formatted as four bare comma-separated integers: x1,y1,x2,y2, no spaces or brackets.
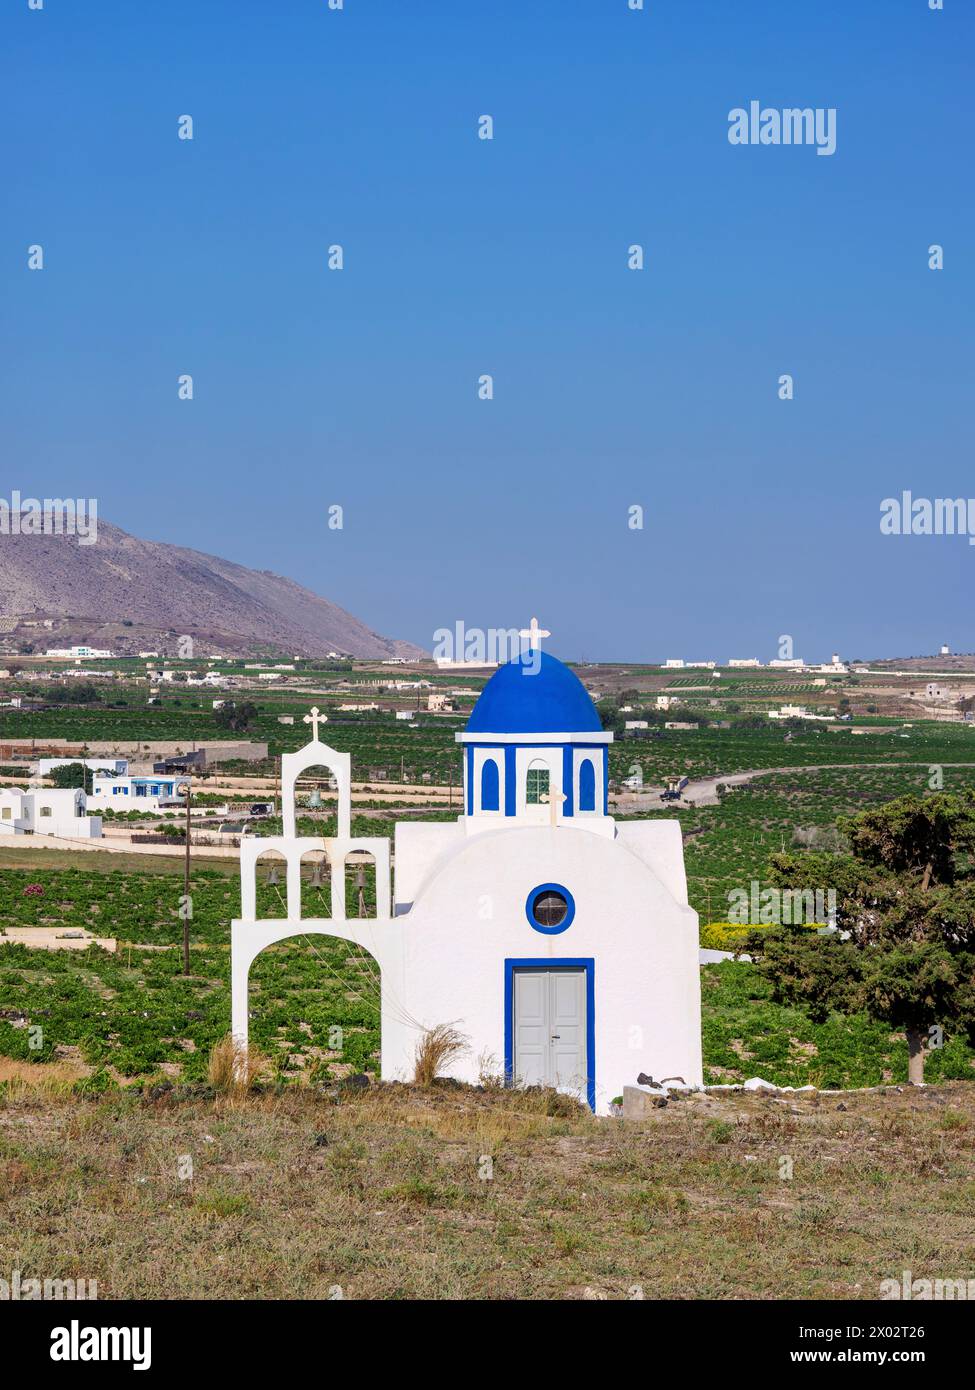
504,958,596,1111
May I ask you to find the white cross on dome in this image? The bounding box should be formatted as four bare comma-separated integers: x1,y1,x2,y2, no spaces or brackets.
518,616,551,652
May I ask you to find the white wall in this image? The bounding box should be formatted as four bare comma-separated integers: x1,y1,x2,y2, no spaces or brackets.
383,824,702,1112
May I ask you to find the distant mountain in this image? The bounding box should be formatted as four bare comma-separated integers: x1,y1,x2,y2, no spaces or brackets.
0,519,424,660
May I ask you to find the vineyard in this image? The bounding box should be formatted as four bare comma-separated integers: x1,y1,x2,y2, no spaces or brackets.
667,762,975,919
0,864,381,1084
2,752,975,1090
609,720,975,784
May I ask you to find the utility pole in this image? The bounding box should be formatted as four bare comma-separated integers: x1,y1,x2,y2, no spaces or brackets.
177,780,192,974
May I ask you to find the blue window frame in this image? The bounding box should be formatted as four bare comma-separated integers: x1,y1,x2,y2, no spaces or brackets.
578,758,596,812
481,757,500,811
525,882,576,934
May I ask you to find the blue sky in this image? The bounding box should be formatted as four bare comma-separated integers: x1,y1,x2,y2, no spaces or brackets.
3,0,972,662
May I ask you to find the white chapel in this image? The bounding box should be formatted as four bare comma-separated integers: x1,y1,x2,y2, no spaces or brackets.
231,635,702,1112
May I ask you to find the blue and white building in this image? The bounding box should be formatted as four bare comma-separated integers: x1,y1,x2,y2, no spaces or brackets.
231,643,702,1113
91,773,183,811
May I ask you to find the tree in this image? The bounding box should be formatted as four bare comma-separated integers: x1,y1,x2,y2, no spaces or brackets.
747,792,975,1084
596,698,623,736
48,761,93,793
56,683,101,705
214,701,258,733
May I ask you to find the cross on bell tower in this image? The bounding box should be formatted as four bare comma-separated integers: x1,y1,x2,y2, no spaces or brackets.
303,706,327,742
540,779,567,828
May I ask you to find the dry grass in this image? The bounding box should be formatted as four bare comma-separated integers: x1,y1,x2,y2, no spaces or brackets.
1,1078,974,1299
207,1035,268,1096
412,1024,468,1087
0,1058,84,1097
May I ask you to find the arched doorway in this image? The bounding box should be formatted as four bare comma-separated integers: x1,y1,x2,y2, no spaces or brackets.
246,931,381,1084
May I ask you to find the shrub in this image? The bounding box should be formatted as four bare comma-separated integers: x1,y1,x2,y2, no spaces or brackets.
413,1023,468,1086
699,922,752,951
207,1034,266,1095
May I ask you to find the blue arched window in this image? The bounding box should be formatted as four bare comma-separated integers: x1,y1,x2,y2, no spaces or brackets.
481,758,500,811
578,758,596,812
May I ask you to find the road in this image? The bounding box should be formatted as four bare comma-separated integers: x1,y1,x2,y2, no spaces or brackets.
612,761,975,810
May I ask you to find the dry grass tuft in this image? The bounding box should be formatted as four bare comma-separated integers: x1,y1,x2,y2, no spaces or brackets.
207,1035,267,1096
413,1023,469,1087
0,1058,84,1098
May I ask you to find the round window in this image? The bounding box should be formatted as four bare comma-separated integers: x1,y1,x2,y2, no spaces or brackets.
533,890,567,927
526,883,575,934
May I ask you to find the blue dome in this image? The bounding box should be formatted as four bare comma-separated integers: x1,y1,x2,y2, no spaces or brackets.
466,652,603,734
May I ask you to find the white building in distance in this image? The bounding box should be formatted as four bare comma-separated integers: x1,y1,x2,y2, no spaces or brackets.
44,645,115,659
0,787,101,838
768,704,835,721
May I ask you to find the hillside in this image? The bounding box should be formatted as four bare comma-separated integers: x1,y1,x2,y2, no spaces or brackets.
0,520,422,659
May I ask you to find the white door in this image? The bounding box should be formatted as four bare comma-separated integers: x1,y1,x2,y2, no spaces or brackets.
512,968,588,1098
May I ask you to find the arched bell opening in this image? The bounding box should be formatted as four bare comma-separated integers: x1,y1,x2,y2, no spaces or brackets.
254,848,288,916
294,764,338,832
345,849,377,920
300,848,331,917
